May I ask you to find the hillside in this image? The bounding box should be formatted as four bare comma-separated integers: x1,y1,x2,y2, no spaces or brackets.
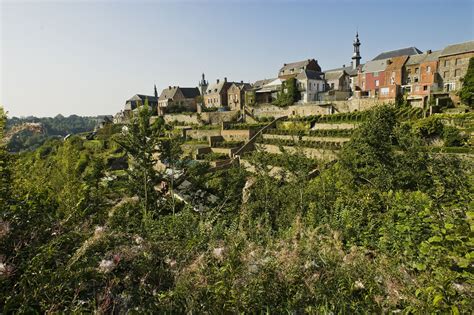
5,115,109,152
0,105,473,313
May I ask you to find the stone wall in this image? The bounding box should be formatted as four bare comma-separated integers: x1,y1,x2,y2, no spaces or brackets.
164,113,200,125
249,98,393,121
221,129,256,141
203,110,240,124
185,129,221,140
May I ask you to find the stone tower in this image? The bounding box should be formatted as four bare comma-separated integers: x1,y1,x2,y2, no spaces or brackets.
352,32,361,70
199,73,208,96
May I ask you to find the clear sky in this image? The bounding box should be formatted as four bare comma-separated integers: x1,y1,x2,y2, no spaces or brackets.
1,0,473,117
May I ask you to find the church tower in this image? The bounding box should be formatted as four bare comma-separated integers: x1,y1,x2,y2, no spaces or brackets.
199,73,208,96
352,32,361,70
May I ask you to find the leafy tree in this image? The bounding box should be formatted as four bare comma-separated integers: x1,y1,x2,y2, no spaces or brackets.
116,99,165,221
458,57,474,107
272,77,300,107
339,105,397,190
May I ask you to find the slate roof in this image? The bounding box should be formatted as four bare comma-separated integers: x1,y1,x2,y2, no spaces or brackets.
324,65,361,76
296,69,324,80
372,47,422,61
127,94,158,103
405,50,442,65
439,41,474,57
180,87,200,98
159,87,178,101
324,70,346,81
280,59,313,72
362,59,390,73
205,80,231,95
252,78,275,89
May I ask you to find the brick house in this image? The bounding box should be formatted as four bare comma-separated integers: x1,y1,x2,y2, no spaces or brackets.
278,59,322,79
227,82,251,110
379,55,409,100
357,47,422,97
437,41,474,103
403,50,441,107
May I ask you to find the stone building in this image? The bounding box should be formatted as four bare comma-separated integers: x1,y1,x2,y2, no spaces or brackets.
158,86,200,114
125,94,159,111
437,41,474,100
324,69,351,92
203,78,233,108
296,70,325,103
278,59,322,79
227,82,251,110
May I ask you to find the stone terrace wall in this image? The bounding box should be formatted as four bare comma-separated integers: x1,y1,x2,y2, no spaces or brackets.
164,113,200,125
203,110,240,124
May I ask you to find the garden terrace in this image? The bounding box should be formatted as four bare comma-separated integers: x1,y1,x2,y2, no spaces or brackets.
212,140,245,148
264,128,353,138
256,137,345,150
223,122,268,130
262,133,349,144
195,152,229,161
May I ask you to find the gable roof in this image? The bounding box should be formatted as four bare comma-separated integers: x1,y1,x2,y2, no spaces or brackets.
324,70,346,81
296,69,324,80
362,59,390,73
179,87,200,98
158,87,178,101
439,41,474,57
406,50,442,65
372,47,422,61
324,65,361,76
252,78,275,89
205,80,231,95
128,94,158,103
385,55,409,71
280,59,313,72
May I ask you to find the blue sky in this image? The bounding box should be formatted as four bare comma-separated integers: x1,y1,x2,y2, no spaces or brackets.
1,0,473,117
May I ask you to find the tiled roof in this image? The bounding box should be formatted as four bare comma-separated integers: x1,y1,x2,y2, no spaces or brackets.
405,50,442,65
439,41,474,57
324,65,361,76
372,47,422,61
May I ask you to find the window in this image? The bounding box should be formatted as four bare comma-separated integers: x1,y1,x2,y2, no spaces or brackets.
414,76,419,83
407,69,412,74
455,58,460,65
331,83,335,89
455,69,461,77
381,87,389,96
392,71,395,77
375,80,379,87
444,71,449,78
390,77,395,84
415,68,419,74
407,76,411,83
426,66,431,73
423,85,428,91
373,71,379,77
415,85,420,92
444,60,449,67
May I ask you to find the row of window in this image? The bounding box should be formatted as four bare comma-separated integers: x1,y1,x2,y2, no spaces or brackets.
443,58,463,67
444,69,463,78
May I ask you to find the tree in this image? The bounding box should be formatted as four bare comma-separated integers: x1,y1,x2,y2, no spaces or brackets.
116,99,165,221
272,77,300,107
458,57,474,107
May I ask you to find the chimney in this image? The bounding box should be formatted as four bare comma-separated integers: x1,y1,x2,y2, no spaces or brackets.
168,86,171,89
426,49,432,54
224,77,227,82
342,64,345,68
284,63,287,66
216,79,220,83
240,80,243,84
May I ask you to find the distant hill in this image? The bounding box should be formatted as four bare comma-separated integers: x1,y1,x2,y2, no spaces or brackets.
6,114,109,152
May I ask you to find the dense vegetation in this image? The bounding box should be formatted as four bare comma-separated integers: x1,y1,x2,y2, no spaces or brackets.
6,114,106,152
1,105,473,313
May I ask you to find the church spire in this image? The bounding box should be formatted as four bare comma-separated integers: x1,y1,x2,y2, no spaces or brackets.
154,84,158,98
352,32,361,70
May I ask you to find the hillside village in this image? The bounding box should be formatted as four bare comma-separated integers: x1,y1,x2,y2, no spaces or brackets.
105,35,474,175
114,34,473,124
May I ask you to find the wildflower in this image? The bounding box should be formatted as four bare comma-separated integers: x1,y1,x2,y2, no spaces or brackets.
212,247,225,260
98,259,115,273
354,279,365,290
